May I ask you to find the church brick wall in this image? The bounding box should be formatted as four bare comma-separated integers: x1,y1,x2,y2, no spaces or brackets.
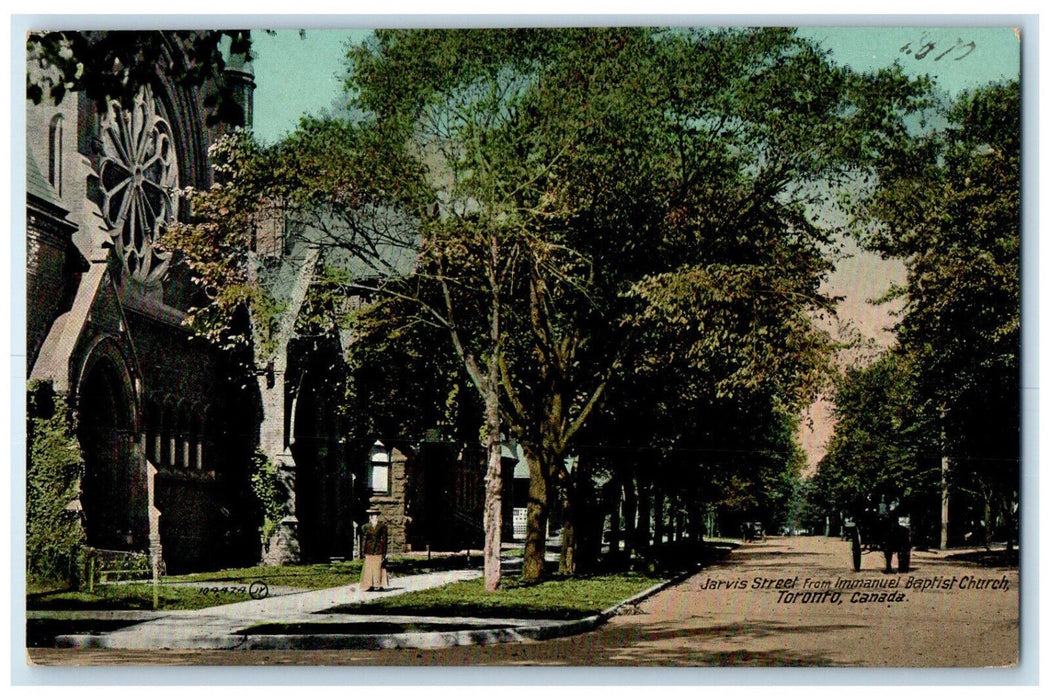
26,224,69,366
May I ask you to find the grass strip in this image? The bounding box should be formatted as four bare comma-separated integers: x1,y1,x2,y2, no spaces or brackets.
329,572,664,620
164,553,475,588
27,584,251,611
27,553,477,611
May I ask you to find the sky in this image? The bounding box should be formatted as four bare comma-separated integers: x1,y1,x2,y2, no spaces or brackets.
250,30,368,144
250,26,1020,144
248,25,1021,467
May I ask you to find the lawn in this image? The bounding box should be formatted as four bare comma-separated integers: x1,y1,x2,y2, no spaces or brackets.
328,572,664,620
27,584,250,611
164,562,362,590
26,553,478,611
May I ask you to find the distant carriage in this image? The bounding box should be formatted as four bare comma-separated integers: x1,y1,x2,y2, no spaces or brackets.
741,521,766,542
846,506,911,573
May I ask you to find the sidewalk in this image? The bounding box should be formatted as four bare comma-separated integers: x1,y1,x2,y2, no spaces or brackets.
48,559,683,651
53,568,484,650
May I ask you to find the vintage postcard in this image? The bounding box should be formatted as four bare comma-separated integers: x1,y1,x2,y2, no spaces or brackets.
20,22,1024,672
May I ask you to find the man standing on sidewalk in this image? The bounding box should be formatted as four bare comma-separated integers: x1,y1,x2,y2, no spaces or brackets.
359,508,389,593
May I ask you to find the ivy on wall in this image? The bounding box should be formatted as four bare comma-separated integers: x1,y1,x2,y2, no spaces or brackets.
26,381,87,589
249,449,283,543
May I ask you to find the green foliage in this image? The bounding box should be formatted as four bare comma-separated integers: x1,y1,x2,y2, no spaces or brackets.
152,27,949,576
249,450,283,541
843,81,1020,542
162,131,283,361
162,117,423,375
26,30,252,124
28,584,251,611
28,556,477,611
26,382,86,590
814,354,939,516
346,572,663,620
324,284,469,444
340,28,938,577
855,82,1019,441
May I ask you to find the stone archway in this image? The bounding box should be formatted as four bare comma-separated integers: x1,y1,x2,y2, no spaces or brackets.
76,343,144,552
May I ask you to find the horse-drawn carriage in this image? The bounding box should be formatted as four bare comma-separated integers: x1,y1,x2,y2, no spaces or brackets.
845,505,912,573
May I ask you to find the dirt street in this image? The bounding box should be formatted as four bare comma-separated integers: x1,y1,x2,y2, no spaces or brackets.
26,536,1019,668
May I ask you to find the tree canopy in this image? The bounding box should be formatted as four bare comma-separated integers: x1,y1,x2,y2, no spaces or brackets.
27,30,253,123
817,80,1021,547
341,27,934,578
161,27,965,580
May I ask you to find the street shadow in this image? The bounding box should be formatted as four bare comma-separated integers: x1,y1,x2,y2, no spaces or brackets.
665,649,842,666
726,551,807,560
723,559,832,568
944,549,1018,568
638,620,866,643
539,618,846,666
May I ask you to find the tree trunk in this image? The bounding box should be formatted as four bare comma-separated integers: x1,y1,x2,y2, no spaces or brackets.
673,496,683,543
982,487,993,551
482,385,502,591
558,456,585,575
636,476,651,559
575,460,601,572
1003,494,1016,552
687,495,704,545
481,232,504,592
607,476,622,561
558,484,576,575
522,447,550,583
940,411,950,549
653,487,666,547
622,471,637,564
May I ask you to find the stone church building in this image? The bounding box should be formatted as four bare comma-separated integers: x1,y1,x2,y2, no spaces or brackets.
26,32,513,576
26,37,267,573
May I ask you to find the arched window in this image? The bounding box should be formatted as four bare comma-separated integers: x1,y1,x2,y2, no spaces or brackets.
161,403,175,469
48,114,63,196
189,413,203,470
145,398,161,466
368,441,391,495
176,406,190,469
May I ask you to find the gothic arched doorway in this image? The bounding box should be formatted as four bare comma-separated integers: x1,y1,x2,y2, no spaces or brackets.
288,341,353,563
77,346,144,552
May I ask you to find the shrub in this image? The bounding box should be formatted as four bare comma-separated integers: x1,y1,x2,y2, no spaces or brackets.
26,381,87,590
249,449,282,542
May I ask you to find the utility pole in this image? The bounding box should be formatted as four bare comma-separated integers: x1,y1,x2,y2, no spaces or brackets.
940,406,949,550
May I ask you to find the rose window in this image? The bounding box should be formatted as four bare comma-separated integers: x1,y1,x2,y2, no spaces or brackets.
98,88,178,286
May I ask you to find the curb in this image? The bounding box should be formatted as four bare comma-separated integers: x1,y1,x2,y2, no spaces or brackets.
600,567,696,618
248,565,702,649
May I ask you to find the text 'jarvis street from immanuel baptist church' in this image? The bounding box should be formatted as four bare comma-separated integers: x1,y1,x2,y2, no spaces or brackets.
697,574,1011,593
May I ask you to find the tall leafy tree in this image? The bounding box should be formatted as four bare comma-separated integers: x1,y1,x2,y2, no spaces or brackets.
160,27,935,584
813,354,941,543
345,28,930,581
852,81,1021,546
